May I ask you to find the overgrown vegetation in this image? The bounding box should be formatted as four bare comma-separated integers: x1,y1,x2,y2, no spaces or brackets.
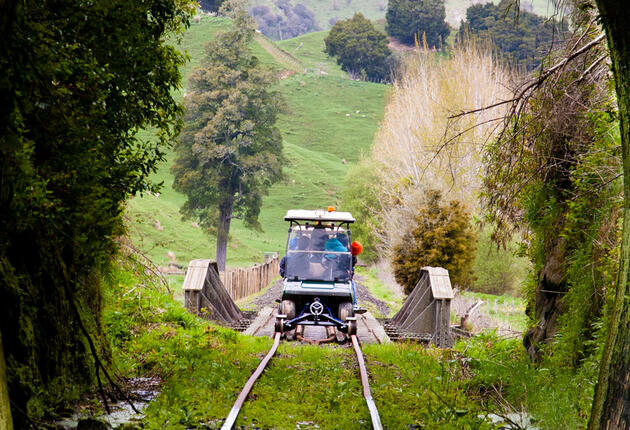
482,7,621,364
100,259,592,429
0,0,193,425
324,13,395,82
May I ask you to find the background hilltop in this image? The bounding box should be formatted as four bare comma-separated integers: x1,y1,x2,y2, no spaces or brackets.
247,0,555,36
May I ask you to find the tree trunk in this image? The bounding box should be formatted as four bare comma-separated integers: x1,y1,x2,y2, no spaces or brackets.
589,1,630,429
215,195,234,272
0,330,13,430
523,237,567,361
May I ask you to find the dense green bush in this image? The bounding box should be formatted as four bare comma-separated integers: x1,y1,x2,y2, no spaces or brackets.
324,13,394,82
392,191,477,294
385,0,450,48
459,0,564,70
0,0,192,424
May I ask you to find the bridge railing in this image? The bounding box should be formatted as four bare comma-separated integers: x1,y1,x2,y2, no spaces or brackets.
220,253,280,301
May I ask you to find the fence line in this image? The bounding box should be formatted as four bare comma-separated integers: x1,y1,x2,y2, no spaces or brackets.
220,254,280,301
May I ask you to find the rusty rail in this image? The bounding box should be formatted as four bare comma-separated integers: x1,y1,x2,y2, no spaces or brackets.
221,331,282,430
351,334,383,430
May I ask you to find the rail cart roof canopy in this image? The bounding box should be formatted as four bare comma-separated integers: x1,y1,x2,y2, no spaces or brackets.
284,209,355,223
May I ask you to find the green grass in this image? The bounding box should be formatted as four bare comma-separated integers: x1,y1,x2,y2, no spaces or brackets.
102,259,593,430
126,17,387,268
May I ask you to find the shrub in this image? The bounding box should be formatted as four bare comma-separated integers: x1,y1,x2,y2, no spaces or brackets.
392,190,477,294
341,159,385,263
324,13,394,82
386,0,450,48
458,0,565,70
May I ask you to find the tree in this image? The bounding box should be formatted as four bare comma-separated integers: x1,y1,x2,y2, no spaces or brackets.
459,0,564,70
386,0,450,48
172,2,284,271
588,1,630,428
392,191,477,294
0,0,192,425
324,13,394,82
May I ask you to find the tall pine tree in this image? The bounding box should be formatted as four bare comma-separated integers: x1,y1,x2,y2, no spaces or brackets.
172,1,284,271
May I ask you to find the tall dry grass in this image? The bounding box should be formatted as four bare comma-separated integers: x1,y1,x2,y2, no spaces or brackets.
370,41,514,253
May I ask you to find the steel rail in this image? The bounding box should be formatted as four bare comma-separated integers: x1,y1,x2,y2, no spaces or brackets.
350,334,383,430
221,331,281,430
351,334,383,430
222,330,383,430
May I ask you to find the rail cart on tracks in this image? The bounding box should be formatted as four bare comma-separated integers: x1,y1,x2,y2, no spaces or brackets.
276,207,364,338
221,208,383,430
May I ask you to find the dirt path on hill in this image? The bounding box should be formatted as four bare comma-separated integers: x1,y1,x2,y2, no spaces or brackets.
254,33,304,73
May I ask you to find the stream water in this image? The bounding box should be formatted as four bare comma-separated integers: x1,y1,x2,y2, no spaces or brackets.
54,377,160,429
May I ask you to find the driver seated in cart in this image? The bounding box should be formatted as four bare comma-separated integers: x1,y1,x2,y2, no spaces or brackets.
279,235,310,278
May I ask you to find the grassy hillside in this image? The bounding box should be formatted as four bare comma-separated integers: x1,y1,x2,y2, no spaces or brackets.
125,17,387,267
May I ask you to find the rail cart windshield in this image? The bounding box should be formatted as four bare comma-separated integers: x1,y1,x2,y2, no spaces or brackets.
284,225,352,282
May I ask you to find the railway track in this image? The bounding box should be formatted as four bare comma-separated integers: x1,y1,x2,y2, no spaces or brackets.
221,315,383,430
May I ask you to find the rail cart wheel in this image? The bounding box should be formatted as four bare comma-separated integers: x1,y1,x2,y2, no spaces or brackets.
274,317,285,333
280,299,296,320
347,318,357,336
338,301,354,322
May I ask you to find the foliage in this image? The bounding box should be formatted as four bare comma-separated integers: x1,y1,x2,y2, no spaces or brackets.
102,258,585,429
385,0,450,48
454,332,597,429
106,264,493,428
0,0,192,424
250,0,319,40
324,13,394,82
341,159,385,263
471,226,529,296
392,190,477,294
482,12,621,364
458,0,565,71
171,2,284,271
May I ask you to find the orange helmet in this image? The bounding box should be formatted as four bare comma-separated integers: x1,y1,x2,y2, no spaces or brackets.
351,241,363,256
